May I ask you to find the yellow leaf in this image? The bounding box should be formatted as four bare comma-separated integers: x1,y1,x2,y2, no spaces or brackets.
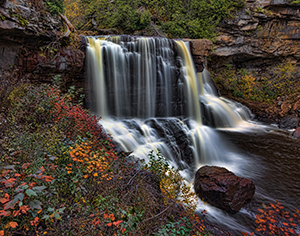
93,173,98,177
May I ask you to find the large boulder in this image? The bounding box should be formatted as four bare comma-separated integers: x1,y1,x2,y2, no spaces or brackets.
194,166,255,213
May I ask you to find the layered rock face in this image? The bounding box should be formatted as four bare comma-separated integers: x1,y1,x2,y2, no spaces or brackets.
0,0,85,86
186,39,213,72
211,0,300,70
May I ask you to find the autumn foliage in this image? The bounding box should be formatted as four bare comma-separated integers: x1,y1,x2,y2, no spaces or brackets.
242,200,300,236
0,81,211,235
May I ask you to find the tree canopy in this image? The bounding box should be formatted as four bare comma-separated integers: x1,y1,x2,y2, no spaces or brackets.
64,0,245,40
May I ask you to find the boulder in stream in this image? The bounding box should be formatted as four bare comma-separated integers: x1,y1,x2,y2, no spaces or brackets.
194,166,255,213
293,127,300,138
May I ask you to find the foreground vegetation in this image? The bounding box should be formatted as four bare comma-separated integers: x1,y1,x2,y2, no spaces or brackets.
0,74,212,235
1,74,299,235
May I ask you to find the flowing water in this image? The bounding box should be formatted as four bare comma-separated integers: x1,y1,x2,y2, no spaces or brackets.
85,36,300,235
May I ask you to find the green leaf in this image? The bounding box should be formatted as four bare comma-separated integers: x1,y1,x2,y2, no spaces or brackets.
25,189,37,197
42,215,50,220
54,213,61,220
21,184,29,190
58,207,66,214
47,207,55,212
32,186,47,193
14,193,24,202
29,200,42,210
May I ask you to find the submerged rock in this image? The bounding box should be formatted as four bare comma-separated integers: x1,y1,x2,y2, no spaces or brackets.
194,166,255,213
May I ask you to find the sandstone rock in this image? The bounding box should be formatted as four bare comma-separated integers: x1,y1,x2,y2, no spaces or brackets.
211,1,300,70
194,166,255,213
184,39,213,72
293,127,300,138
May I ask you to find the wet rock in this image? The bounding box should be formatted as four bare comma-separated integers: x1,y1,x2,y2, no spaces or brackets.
183,39,213,72
293,127,300,138
194,166,255,213
145,118,194,168
279,115,299,129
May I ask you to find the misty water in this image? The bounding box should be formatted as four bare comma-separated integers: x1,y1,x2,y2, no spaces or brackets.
85,35,300,235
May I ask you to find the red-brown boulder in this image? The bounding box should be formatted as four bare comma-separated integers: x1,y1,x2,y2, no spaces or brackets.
194,166,255,213
293,127,300,138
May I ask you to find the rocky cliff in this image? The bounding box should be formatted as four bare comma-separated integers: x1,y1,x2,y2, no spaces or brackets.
210,0,300,130
211,0,300,70
0,0,85,88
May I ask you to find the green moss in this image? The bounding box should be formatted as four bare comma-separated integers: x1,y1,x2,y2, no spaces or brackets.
0,14,6,21
12,14,29,26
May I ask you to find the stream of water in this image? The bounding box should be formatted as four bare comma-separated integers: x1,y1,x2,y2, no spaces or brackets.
85,36,300,235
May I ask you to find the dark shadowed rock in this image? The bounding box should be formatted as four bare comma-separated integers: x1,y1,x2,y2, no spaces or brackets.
279,115,299,129
293,127,300,138
194,166,255,213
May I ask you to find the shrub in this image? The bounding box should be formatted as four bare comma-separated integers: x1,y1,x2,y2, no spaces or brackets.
44,0,65,15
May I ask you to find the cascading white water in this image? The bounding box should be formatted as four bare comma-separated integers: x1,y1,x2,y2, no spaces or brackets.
86,36,253,175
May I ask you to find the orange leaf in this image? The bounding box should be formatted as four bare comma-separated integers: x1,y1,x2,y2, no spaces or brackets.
93,173,98,177
21,163,31,169
0,230,3,236
106,222,112,227
5,221,18,229
109,214,115,221
113,220,123,226
104,213,108,219
0,198,9,204
282,222,289,226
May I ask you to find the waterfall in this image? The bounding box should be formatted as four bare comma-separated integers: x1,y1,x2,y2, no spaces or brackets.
86,36,252,175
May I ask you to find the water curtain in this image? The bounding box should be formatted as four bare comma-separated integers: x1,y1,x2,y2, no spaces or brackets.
86,36,251,173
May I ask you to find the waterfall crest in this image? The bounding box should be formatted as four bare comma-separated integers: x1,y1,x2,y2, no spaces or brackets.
86,36,253,173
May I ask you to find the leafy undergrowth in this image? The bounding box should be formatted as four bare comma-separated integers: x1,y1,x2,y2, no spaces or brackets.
2,76,298,236
212,60,300,104
0,77,212,235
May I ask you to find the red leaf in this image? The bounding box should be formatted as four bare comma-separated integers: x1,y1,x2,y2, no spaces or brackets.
288,228,295,234
0,210,11,216
106,222,112,227
4,200,17,210
13,210,20,217
0,198,9,204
